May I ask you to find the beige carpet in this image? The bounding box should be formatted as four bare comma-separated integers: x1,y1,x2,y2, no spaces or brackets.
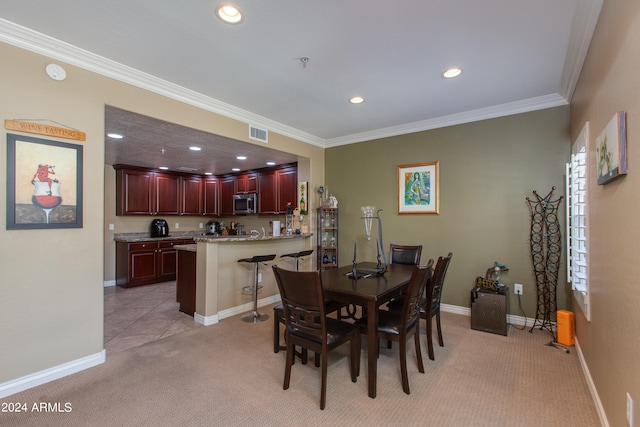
1,308,601,426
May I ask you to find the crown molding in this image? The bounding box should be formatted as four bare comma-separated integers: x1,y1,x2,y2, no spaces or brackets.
0,18,326,148
324,93,569,147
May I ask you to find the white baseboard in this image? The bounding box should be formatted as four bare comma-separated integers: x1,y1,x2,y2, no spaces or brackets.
575,338,609,427
0,350,105,399
104,280,116,287
440,303,532,327
195,294,282,325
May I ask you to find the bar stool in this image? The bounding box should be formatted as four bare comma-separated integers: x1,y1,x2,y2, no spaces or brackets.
274,249,314,353
238,254,276,323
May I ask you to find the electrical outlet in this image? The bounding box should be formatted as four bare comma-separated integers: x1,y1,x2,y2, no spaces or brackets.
175,223,179,229
514,283,523,295
258,273,262,283
108,224,114,231
628,392,634,427
199,223,203,229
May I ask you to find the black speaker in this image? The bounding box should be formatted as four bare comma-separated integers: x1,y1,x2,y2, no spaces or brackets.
471,286,508,336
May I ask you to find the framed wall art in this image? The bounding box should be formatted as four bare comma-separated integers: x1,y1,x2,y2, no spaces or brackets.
6,133,83,229
596,111,627,185
398,161,439,214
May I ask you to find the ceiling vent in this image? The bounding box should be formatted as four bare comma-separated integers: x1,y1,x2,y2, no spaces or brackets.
249,125,268,143
178,166,197,172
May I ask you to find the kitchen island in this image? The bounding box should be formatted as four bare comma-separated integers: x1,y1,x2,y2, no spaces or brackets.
191,233,313,325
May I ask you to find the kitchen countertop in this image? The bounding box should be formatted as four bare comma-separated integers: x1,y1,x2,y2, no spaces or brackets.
114,231,312,243
175,244,197,252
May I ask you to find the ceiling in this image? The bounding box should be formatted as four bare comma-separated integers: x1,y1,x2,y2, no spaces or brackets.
0,1,602,174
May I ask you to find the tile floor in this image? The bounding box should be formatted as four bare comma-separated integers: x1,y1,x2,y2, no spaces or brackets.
104,281,203,355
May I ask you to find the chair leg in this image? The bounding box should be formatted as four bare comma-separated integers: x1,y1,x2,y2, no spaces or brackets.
273,310,281,353
283,341,293,390
426,315,435,361
399,338,410,395
414,328,425,374
436,310,444,347
350,333,359,382
320,353,328,410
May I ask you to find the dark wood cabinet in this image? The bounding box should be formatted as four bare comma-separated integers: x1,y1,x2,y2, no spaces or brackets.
219,176,236,216
180,176,203,215
116,239,189,287
236,172,257,193
257,166,297,214
115,166,180,216
203,177,219,216
176,249,197,316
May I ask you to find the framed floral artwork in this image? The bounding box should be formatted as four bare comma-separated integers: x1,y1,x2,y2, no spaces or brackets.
596,112,627,185
398,161,439,214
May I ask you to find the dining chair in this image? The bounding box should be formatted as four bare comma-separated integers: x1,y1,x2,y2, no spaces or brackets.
272,265,360,410
356,261,433,395
389,243,423,266
421,252,453,361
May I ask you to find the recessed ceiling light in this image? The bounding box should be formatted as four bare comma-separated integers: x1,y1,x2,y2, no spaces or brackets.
189,146,202,151
232,168,240,172
237,155,247,160
266,161,276,166
107,133,123,139
159,166,169,170
205,172,213,176
442,67,463,79
216,5,243,24
349,96,365,104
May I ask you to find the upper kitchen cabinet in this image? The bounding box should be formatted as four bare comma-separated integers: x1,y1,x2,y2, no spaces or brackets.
257,164,297,214
235,172,257,194
181,175,203,216
219,175,236,216
114,166,180,216
202,177,219,216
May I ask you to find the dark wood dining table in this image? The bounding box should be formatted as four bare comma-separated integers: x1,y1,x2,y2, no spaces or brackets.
321,262,415,398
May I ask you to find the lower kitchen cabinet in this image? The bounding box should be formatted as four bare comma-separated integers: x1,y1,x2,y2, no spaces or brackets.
116,239,189,287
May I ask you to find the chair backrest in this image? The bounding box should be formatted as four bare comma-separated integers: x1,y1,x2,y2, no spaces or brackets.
389,244,423,266
425,252,453,311
272,265,327,342
400,260,434,329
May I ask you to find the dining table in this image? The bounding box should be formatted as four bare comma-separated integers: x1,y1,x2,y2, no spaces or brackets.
321,262,415,398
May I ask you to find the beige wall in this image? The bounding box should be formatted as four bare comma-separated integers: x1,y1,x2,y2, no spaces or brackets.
0,42,324,387
570,1,640,426
326,106,571,318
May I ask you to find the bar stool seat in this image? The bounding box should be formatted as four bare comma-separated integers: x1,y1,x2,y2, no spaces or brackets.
238,254,276,323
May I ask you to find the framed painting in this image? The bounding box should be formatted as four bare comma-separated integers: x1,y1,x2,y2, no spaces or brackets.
398,161,439,214
6,133,83,229
596,111,627,185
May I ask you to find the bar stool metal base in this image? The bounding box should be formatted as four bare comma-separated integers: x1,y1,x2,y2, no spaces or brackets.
241,310,269,323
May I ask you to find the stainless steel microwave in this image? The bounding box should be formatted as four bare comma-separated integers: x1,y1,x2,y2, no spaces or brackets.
233,193,257,214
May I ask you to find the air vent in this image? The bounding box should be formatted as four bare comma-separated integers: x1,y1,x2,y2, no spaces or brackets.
249,125,268,143
178,166,197,172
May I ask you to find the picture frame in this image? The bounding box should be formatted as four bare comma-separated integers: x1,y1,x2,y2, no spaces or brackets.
398,161,439,214
596,111,627,185
6,133,83,229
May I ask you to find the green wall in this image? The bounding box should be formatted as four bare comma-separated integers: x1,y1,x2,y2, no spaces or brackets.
325,106,570,316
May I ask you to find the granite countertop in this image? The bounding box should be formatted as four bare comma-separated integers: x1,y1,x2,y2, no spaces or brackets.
175,244,197,252
114,231,312,243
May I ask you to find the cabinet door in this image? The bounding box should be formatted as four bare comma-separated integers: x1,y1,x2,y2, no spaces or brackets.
181,176,203,215
277,167,298,213
257,170,278,214
203,178,219,216
116,169,153,215
236,173,257,193
154,173,180,215
158,241,179,281
129,242,158,285
220,176,236,215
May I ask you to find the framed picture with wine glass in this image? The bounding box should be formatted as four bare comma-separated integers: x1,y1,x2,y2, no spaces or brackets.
6,133,83,229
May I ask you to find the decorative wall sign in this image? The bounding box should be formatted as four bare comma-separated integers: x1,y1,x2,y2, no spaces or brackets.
4,119,86,141
398,161,439,214
298,182,308,215
596,112,627,185
6,133,83,229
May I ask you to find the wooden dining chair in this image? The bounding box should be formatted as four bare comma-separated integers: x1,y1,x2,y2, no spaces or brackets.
389,243,423,266
272,265,360,410
421,252,453,361
357,261,433,395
